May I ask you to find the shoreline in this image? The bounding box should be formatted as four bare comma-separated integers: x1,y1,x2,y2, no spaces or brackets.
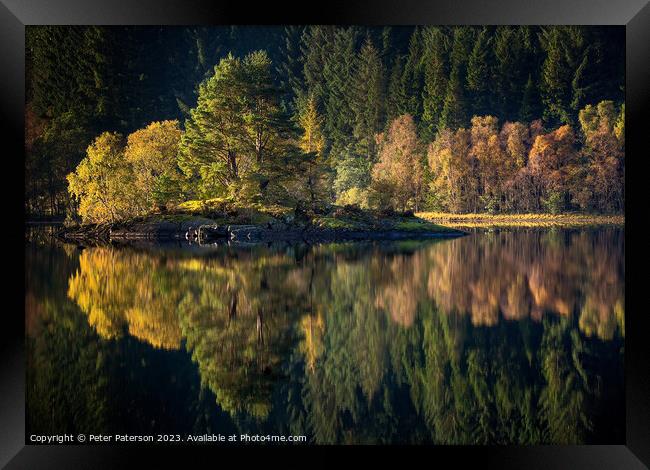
55,215,467,245
42,211,625,246
417,212,624,228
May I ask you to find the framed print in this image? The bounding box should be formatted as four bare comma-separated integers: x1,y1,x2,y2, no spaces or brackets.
3,0,648,467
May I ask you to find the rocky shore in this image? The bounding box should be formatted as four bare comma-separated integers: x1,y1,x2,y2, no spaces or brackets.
57,215,466,245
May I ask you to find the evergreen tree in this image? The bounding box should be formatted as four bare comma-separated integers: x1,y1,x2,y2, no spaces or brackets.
439,27,474,131
351,36,385,160
493,26,537,122
519,74,540,122
540,26,587,126
276,26,305,116
300,26,333,109
401,27,426,124
178,51,290,202
26,25,627,218
421,27,450,140
322,27,358,154
386,55,408,123
466,27,493,119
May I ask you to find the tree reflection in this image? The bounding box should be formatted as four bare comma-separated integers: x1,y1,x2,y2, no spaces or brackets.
176,251,306,419
61,228,624,443
68,248,183,348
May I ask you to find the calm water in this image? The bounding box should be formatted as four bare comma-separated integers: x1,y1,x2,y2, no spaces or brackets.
25,226,625,444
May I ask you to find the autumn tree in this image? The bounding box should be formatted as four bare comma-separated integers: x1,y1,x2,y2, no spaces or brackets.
295,95,329,206
66,132,140,223
124,120,183,210
371,114,425,211
469,116,504,212
499,121,532,211
572,101,625,212
298,95,325,155
427,127,473,212
34,26,629,220
527,124,577,213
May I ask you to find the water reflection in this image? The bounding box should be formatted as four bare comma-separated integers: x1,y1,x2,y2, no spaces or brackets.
26,227,625,444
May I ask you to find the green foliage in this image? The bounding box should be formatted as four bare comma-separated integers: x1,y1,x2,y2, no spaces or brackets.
420,27,450,140
322,28,358,153
541,191,565,214
124,120,183,209
333,150,372,199
26,110,90,216
336,187,370,209
351,36,384,160
466,27,492,119
438,27,474,131
178,51,294,204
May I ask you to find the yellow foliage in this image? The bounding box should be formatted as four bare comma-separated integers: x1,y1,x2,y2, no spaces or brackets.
299,313,325,372
67,247,182,349
298,95,325,155
124,120,182,209
67,122,182,224
67,132,139,223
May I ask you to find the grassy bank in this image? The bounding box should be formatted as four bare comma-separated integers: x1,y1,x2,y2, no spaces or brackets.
170,199,457,234
417,212,625,228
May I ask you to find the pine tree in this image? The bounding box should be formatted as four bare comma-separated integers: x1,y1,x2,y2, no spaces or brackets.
493,26,537,122
276,26,305,116
351,36,384,160
386,55,407,123
439,27,474,131
570,48,591,113
178,51,290,201
300,26,333,109
466,27,493,119
519,74,539,122
322,27,358,154
421,27,450,140
401,27,426,124
540,26,587,126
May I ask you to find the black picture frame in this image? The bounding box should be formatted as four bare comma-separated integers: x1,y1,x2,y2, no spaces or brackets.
3,0,647,467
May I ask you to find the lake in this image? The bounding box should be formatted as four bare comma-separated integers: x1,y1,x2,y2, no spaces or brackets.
25,226,625,444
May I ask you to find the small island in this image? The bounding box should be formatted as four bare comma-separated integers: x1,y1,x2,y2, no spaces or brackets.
59,200,465,244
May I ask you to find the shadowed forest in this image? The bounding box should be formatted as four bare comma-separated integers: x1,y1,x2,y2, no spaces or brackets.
25,26,625,223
